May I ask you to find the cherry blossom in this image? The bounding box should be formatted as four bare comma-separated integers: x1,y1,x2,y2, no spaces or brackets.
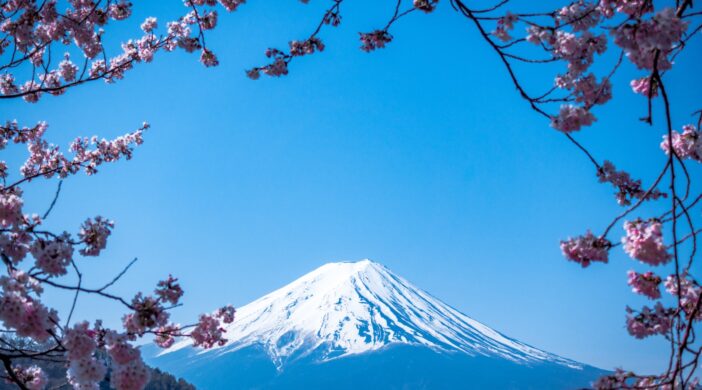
359,30,393,52
12,365,48,390
110,359,150,390
191,314,227,348
551,104,596,132
622,219,672,266
665,275,702,320
63,322,98,361
627,271,662,299
0,290,57,342
592,369,635,389
491,12,517,42
414,0,439,13
122,293,169,336
626,303,674,339
155,275,184,305
557,2,601,32
0,191,23,227
154,324,181,348
596,160,666,206
661,125,702,162
30,236,74,276
67,357,107,389
216,304,236,324
630,76,658,97
78,217,114,256
560,231,611,267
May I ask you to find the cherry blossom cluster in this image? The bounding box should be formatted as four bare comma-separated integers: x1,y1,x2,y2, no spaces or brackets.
481,0,690,141
413,0,439,14
11,365,48,390
560,231,611,267
491,12,517,42
627,270,662,299
630,76,658,97
0,0,245,103
155,275,184,305
625,302,674,339
611,7,688,72
191,305,235,348
622,219,672,266
0,269,58,343
591,369,692,390
78,217,114,256
661,124,702,162
15,121,148,182
665,275,702,321
359,30,394,52
596,160,666,206
550,104,596,132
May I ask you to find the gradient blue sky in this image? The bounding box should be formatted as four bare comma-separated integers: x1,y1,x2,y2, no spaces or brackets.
4,1,702,374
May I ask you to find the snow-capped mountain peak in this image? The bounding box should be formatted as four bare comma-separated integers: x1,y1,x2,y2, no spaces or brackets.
163,259,580,369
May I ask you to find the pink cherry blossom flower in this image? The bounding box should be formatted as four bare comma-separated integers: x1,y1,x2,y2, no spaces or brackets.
560,231,611,267
557,1,601,32
141,17,158,33
215,304,236,324
551,104,596,132
491,12,517,42
630,76,657,97
154,324,181,348
622,219,672,266
199,11,218,30
30,236,74,277
0,192,23,227
63,321,98,361
289,37,324,57
191,314,227,348
661,125,702,162
598,0,652,18
110,359,150,390
78,217,114,256
58,54,79,82
67,357,106,388
359,30,393,52
12,365,48,390
218,0,246,12
0,231,31,264
108,1,132,20
122,293,169,336
0,291,57,342
627,271,662,299
593,369,636,389
155,275,184,305
597,160,666,206
413,0,438,13
665,275,702,320
107,335,141,365
200,48,219,67
626,303,674,339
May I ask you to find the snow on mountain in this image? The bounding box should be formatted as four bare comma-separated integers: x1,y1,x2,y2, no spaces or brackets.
160,259,582,370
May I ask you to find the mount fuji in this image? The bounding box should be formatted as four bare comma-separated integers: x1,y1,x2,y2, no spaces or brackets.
143,260,606,389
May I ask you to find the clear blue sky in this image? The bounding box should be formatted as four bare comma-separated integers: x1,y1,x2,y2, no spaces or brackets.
4,1,702,374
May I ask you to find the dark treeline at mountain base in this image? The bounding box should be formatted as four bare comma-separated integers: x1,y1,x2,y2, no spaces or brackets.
0,362,193,390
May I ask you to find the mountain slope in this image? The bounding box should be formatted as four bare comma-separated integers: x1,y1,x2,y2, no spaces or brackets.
145,259,606,389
